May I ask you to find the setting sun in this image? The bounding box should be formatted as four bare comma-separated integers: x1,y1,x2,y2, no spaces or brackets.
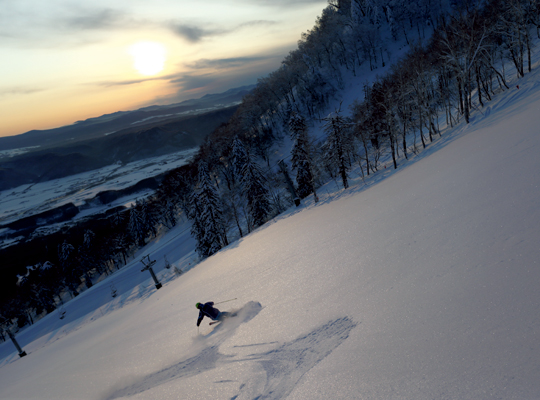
129,41,167,76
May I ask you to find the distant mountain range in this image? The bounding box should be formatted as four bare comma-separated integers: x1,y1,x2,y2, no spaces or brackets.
0,85,254,191
0,85,254,152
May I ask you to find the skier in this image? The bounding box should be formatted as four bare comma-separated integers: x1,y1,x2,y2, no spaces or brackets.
196,301,231,326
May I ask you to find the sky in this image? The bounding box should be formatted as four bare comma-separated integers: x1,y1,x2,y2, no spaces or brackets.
0,0,328,138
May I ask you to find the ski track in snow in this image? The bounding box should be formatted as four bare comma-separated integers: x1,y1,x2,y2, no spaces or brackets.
102,302,356,400
234,316,357,400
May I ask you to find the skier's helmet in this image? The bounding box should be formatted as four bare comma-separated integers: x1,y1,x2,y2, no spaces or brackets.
195,302,201,309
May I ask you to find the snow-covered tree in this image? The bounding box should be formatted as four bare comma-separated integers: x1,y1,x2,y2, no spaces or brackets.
110,209,124,227
57,241,80,298
188,192,210,257
139,199,158,238
59,241,75,264
160,200,178,228
232,136,249,180
83,230,95,248
78,230,97,288
128,205,146,247
113,233,130,266
289,112,319,201
190,162,228,257
322,108,354,189
241,155,271,229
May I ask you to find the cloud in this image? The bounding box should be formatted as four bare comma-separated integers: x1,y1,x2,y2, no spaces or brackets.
169,19,277,43
169,23,227,43
155,55,283,104
0,5,143,48
185,56,271,70
238,20,278,28
62,8,126,30
92,43,287,107
94,72,220,92
239,0,326,6
97,47,283,94
94,54,270,92
95,74,178,87
0,86,46,97
168,74,216,91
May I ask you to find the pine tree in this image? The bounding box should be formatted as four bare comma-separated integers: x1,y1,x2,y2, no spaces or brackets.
161,200,177,228
57,241,79,298
190,162,228,257
110,209,124,228
232,136,249,180
128,206,145,246
241,155,271,229
188,191,211,257
227,137,249,236
289,112,318,201
79,230,96,288
139,199,157,238
59,240,75,263
231,136,271,228
113,233,130,266
322,108,354,189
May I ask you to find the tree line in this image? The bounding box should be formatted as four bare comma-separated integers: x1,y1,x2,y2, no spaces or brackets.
2,0,538,337
350,0,539,176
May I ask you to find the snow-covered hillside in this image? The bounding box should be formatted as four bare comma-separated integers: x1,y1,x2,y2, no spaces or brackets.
1,47,540,400
0,148,198,225
0,148,198,248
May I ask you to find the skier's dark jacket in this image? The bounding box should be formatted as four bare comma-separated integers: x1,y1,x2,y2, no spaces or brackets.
197,302,219,326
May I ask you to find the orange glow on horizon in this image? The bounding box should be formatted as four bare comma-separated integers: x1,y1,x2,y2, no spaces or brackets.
0,78,175,138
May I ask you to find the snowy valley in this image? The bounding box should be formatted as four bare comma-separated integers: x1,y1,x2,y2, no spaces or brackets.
0,147,198,246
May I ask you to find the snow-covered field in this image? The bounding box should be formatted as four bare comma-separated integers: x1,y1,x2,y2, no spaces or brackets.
0,148,198,228
2,52,540,400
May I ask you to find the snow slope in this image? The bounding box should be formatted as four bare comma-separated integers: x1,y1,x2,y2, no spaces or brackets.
1,61,540,400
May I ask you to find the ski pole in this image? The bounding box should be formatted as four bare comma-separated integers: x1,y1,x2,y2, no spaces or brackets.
214,298,237,305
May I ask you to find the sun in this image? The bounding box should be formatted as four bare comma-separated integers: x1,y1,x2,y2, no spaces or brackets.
129,41,167,76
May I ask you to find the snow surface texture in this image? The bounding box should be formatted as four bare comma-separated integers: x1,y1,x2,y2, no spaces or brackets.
1,56,540,400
